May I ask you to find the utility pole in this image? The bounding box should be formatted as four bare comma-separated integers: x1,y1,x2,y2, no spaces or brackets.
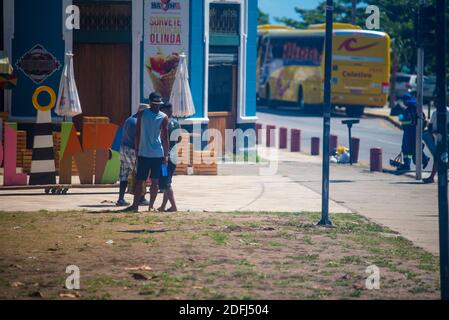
435,0,448,301
319,0,334,227
415,0,426,181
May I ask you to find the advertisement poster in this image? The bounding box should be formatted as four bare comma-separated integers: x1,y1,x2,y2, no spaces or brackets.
143,0,190,101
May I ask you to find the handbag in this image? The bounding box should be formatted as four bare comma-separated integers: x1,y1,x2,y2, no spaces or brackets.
389,153,404,168
127,171,146,196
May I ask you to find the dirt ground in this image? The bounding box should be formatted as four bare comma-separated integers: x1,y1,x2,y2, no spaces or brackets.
0,210,440,300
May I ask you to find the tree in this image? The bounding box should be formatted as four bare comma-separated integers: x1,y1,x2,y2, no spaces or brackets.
275,0,366,29
258,8,270,25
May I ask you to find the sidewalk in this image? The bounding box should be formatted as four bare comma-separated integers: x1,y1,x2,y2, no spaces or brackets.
0,171,349,214
364,106,401,128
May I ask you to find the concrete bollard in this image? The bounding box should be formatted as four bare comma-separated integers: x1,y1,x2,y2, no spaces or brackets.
266,125,276,147
370,148,383,172
256,123,262,145
351,137,361,164
291,129,301,152
279,127,288,149
311,137,320,156
330,134,338,153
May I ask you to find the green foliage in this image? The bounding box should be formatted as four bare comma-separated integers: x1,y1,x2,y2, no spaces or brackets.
258,8,270,25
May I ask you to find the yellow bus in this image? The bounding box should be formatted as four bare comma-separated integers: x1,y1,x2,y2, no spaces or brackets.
257,24,391,117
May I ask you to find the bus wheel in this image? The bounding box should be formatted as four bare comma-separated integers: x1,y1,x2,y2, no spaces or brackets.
266,85,276,109
346,106,365,118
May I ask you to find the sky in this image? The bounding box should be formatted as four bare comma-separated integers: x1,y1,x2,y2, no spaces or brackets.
258,0,320,24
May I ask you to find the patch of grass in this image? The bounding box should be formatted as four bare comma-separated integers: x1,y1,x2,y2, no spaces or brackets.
267,241,283,247
208,292,228,300
85,276,133,292
238,233,259,245
350,289,362,298
340,256,364,265
140,236,158,245
335,279,351,287
288,254,320,262
417,252,439,272
238,260,255,268
302,236,314,245
105,215,140,225
205,231,228,246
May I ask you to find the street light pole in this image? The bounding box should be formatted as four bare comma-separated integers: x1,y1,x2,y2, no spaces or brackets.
415,0,426,181
319,0,334,227
435,0,449,301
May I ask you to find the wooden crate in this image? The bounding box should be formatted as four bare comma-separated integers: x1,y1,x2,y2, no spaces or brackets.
83,116,110,124
193,166,218,176
174,165,189,176
192,150,217,176
192,151,217,165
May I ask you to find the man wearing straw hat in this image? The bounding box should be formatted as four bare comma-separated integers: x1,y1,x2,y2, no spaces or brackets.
124,92,169,213
116,103,151,207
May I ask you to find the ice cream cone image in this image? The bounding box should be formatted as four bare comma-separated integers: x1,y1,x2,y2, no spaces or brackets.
146,50,180,101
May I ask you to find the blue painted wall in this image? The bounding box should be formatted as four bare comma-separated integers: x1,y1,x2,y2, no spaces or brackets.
11,0,64,118
245,0,257,118
188,0,205,119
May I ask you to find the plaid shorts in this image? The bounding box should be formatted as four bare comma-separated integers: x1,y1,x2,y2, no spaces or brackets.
119,146,137,182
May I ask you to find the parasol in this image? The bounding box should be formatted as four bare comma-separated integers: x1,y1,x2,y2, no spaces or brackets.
55,52,82,118
169,53,196,118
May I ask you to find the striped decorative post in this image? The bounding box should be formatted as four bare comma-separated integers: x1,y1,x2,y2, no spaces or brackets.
29,87,57,186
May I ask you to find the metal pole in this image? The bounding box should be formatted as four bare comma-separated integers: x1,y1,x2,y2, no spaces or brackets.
348,125,353,166
435,0,449,301
416,48,424,180
319,0,333,227
416,0,426,180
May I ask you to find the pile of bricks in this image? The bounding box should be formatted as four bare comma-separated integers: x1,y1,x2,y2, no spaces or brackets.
16,130,31,173
175,132,218,176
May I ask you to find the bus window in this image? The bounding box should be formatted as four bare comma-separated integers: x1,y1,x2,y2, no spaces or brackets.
269,36,324,67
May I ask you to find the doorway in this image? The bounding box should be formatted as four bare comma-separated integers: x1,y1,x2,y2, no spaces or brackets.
73,1,132,126
207,3,241,154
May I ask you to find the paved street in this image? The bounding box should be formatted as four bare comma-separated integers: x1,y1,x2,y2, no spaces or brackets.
257,106,425,169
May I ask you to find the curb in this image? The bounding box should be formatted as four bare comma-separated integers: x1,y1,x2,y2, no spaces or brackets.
364,110,401,129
